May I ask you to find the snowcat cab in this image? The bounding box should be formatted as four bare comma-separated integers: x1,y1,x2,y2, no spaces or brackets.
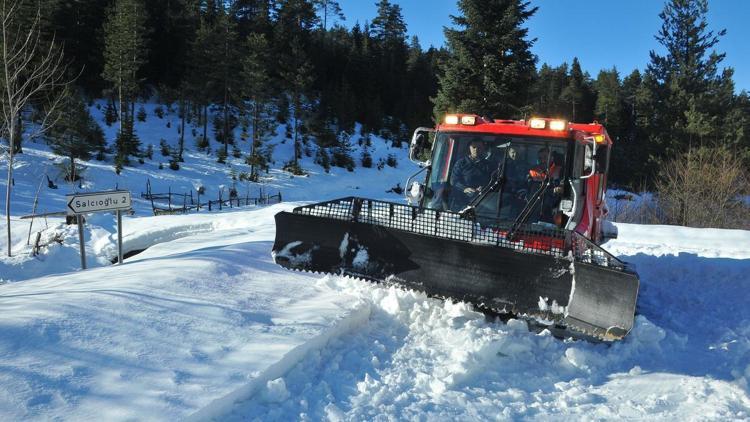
272,115,639,341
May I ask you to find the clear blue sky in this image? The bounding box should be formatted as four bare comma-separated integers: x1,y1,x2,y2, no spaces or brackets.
335,0,750,93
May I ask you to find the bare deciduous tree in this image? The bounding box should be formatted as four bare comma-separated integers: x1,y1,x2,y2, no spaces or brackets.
2,0,68,257
655,146,750,229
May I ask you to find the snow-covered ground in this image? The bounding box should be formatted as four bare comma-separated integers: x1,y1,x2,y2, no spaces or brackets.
1,103,749,420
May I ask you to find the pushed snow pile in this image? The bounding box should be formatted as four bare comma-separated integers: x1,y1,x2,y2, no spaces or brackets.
216,273,750,420
216,221,750,420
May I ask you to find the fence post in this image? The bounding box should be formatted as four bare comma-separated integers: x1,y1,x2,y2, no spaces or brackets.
168,186,172,210
32,231,41,256
219,192,222,210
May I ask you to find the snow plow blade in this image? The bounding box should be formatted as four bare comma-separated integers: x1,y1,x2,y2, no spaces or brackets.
273,198,639,341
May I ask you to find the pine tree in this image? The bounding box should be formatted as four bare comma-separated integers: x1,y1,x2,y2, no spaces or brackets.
370,0,408,128
433,0,537,119
102,0,148,164
560,58,595,122
532,63,568,117
47,92,105,181
371,0,406,44
214,7,241,157
594,68,631,186
241,33,276,181
143,0,199,90
645,0,731,157
275,0,317,174
594,68,624,129
37,0,108,94
313,0,344,31
114,115,140,165
186,16,216,147
404,37,438,129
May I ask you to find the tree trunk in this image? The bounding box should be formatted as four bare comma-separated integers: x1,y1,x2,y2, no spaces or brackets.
118,63,123,139
179,96,185,161
251,99,257,178
223,87,229,157
5,114,15,257
203,104,208,145
13,115,22,154
223,22,230,157
293,98,299,166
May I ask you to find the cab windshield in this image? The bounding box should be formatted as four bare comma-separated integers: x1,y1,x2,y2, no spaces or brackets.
424,132,568,225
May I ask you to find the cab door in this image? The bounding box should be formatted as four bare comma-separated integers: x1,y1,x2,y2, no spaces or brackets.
590,144,610,243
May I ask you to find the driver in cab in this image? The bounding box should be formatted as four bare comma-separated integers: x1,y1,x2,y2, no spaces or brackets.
450,140,492,207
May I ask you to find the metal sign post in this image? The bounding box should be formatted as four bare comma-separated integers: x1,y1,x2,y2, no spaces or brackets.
66,190,132,269
77,214,86,269
117,210,123,265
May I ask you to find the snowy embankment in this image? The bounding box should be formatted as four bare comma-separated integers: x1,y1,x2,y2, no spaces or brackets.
0,101,414,282
0,204,375,420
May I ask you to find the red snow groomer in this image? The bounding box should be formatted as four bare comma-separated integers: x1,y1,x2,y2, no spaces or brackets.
273,115,639,341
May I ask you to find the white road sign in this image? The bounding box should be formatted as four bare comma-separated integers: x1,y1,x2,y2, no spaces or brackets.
67,190,132,215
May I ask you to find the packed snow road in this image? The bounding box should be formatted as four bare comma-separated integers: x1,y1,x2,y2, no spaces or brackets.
0,204,748,420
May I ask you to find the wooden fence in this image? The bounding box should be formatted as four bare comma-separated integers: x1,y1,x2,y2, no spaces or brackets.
141,179,282,216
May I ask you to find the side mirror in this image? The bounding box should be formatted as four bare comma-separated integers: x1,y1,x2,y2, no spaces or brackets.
580,136,597,179
409,127,434,166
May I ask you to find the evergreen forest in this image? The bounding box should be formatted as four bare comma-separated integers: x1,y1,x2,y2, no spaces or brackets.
2,0,749,190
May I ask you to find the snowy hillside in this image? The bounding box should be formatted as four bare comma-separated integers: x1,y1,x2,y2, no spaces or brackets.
0,104,749,420
0,102,415,281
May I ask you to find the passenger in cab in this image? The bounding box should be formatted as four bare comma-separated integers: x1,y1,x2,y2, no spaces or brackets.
527,147,565,223
450,140,493,209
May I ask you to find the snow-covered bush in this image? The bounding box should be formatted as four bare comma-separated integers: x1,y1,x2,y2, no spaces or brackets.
137,105,147,122
386,153,398,168
195,135,209,151
361,149,373,168
217,148,228,164
160,139,170,156
283,160,306,176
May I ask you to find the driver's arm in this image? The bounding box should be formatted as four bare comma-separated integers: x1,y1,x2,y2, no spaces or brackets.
450,159,469,191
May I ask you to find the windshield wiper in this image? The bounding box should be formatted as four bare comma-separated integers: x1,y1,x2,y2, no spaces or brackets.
459,143,510,219
507,173,551,241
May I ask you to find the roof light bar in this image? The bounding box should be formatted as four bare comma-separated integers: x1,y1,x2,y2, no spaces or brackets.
444,115,459,125
461,115,477,125
529,118,546,129
549,120,567,131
